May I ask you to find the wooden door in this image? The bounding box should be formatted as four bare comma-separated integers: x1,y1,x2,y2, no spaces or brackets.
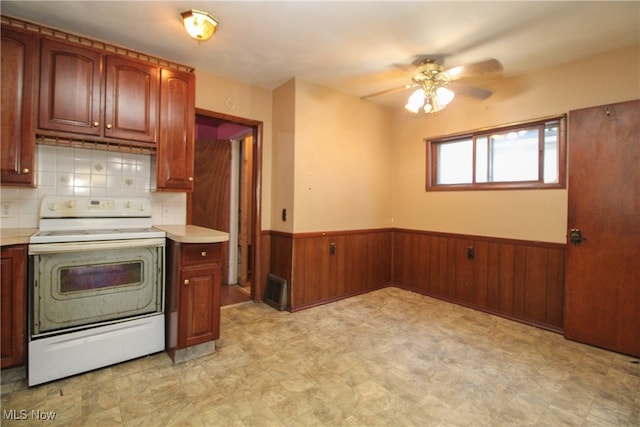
191,139,231,284
1,28,36,186
39,39,102,136
104,56,158,143
157,68,195,190
565,99,640,357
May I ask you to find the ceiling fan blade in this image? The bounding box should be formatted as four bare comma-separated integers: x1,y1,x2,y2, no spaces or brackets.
446,58,503,80
448,82,493,99
361,84,412,100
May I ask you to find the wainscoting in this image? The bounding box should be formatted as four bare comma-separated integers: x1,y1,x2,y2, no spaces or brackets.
269,229,392,311
267,228,565,331
392,229,565,332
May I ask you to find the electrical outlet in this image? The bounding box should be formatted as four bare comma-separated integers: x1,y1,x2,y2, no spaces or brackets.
329,242,337,256
1,202,13,217
466,246,475,260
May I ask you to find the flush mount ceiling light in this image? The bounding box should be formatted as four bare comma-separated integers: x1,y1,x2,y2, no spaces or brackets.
181,9,218,41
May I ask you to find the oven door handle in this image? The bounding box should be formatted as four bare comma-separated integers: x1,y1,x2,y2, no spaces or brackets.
29,238,166,254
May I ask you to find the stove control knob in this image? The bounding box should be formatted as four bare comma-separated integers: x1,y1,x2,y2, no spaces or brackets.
124,201,131,209
66,200,76,209
49,202,59,211
138,203,145,212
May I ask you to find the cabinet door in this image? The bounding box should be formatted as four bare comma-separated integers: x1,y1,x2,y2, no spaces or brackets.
178,266,220,348
39,39,102,136
156,68,195,191
1,246,27,368
105,56,158,143
1,28,37,186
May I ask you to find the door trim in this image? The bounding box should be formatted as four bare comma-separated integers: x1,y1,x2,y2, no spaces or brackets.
188,108,263,302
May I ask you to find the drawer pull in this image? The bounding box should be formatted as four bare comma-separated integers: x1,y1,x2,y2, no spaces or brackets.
201,251,207,257
106,123,113,129
22,168,30,174
93,121,99,127
183,279,190,285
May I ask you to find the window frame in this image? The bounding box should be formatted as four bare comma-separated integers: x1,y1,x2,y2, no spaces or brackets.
426,115,566,191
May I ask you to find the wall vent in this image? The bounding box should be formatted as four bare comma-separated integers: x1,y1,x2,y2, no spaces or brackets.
264,273,287,311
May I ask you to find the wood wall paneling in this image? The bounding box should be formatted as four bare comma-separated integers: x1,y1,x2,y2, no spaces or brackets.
268,231,293,307
267,228,563,332
271,230,391,311
391,230,565,332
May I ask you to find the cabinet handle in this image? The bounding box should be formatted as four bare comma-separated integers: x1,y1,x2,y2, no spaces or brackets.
201,251,207,257
106,124,113,129
183,279,190,285
93,121,99,127
188,176,194,182
22,168,30,174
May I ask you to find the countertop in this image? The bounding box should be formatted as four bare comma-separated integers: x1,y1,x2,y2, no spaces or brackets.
1,228,37,246
153,225,229,244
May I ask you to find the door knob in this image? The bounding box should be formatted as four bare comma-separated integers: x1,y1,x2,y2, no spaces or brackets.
183,279,190,285
569,229,586,245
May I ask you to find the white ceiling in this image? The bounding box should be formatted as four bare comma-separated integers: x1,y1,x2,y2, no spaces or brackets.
2,1,639,108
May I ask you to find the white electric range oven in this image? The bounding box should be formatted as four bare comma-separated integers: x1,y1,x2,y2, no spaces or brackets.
28,196,166,386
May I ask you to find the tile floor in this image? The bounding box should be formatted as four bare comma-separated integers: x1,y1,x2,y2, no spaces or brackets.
1,287,638,426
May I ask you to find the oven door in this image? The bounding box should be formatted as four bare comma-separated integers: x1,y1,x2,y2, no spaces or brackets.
29,238,165,336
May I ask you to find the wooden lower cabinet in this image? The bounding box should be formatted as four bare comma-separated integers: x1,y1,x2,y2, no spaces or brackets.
165,240,221,362
1,245,27,368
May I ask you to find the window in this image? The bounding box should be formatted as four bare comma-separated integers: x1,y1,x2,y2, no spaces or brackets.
427,116,566,190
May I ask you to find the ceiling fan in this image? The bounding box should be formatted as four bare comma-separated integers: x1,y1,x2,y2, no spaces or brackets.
362,55,503,113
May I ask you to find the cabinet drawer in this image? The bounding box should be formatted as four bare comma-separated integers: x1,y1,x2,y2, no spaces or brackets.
181,243,221,267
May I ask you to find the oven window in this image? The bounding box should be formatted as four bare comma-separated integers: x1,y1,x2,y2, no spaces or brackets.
60,262,143,292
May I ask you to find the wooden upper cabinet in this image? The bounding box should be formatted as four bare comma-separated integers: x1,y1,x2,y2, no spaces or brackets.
1,28,37,186
38,39,102,136
105,56,158,143
39,38,159,144
156,68,195,191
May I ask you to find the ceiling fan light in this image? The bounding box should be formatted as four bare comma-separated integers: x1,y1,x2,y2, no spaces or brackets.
405,88,425,113
181,9,218,41
436,87,455,106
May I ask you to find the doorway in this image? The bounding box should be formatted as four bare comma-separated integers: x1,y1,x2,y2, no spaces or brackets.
188,109,263,306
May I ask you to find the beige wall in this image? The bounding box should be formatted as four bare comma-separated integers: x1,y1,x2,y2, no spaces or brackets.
194,70,273,229
194,45,638,241
271,79,296,233
293,79,393,233
390,45,640,243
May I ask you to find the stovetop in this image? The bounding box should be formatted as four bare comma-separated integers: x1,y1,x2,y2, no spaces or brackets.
30,227,165,244
30,196,165,244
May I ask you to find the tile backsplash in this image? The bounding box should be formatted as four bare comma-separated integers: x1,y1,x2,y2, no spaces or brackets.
0,144,186,228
